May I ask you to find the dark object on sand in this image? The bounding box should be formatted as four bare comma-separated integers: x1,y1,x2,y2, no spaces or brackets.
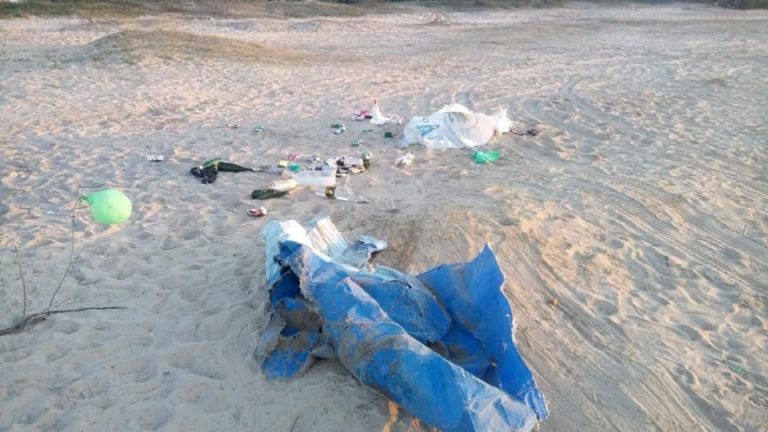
190,158,255,184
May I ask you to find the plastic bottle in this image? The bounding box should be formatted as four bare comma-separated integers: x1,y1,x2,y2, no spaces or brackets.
294,168,337,188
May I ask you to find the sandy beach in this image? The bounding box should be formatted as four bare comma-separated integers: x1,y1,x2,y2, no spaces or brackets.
1,2,767,430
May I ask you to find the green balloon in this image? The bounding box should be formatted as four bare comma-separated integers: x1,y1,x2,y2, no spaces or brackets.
84,189,132,225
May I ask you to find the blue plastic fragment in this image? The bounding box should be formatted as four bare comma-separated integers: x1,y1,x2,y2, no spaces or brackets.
418,245,550,419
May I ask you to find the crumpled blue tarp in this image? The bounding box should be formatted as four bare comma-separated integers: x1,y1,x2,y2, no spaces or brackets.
257,218,548,432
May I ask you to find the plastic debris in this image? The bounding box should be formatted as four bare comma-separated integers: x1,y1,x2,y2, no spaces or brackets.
371,100,401,125
258,218,549,432
294,167,337,188
353,109,372,121
253,125,265,133
333,123,347,135
473,150,502,164
401,104,513,149
145,154,164,162
248,207,268,217
395,153,415,167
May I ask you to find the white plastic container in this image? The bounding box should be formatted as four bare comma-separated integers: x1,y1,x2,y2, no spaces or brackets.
294,168,337,188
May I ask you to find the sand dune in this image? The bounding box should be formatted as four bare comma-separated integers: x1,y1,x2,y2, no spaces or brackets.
1,2,767,431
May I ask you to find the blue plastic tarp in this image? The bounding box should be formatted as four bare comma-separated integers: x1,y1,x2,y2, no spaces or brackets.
258,218,548,431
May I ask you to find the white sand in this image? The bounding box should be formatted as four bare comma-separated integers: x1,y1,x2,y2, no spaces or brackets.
1,2,767,431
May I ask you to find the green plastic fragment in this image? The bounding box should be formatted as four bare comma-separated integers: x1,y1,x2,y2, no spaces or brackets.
472,151,501,164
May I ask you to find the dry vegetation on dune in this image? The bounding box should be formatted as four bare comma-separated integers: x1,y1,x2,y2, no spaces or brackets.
0,0,381,18
0,0,765,18
0,0,581,19
87,30,315,64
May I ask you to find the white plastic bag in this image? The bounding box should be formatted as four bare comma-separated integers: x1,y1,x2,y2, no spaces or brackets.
400,104,512,149
370,101,400,125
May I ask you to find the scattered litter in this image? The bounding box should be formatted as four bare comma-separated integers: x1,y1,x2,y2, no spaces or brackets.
249,152,372,202
351,139,363,147
271,178,299,192
494,109,513,135
227,123,239,129
370,100,401,125
294,167,337,188
512,126,541,137
353,109,372,121
338,156,365,169
473,150,502,164
384,131,396,139
332,123,347,135
362,128,374,133
252,189,289,200
145,154,164,162
395,152,415,167
248,207,268,218
401,104,513,149
258,218,549,431
190,158,256,184
252,178,298,200
253,125,266,133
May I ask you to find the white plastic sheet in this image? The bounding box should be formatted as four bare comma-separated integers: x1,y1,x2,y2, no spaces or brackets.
263,216,387,283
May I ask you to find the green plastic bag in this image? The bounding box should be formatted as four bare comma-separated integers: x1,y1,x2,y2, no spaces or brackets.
83,189,132,224
472,150,501,164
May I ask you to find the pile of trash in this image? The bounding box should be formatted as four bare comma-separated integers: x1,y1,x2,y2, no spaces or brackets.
258,217,549,432
182,100,536,216
250,152,373,202
143,98,548,430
